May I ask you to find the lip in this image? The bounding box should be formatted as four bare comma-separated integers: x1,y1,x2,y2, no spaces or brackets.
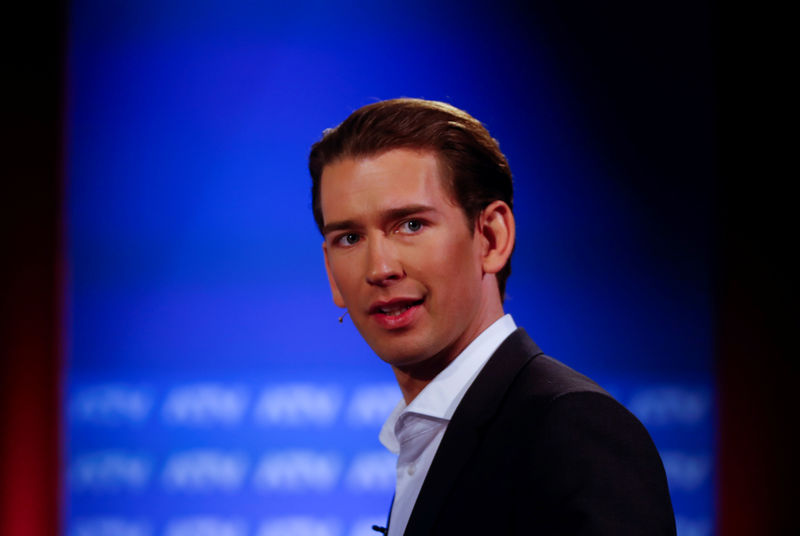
369,297,424,330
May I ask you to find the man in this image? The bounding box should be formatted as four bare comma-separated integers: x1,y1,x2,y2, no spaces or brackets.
309,99,675,535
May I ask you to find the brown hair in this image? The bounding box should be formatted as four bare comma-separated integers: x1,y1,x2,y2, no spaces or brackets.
309,98,514,299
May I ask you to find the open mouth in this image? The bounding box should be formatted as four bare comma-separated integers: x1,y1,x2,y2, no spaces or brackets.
370,298,425,316
369,297,425,329
377,298,424,316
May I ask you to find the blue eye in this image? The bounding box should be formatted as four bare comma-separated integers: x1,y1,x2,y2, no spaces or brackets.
400,220,424,234
337,233,360,246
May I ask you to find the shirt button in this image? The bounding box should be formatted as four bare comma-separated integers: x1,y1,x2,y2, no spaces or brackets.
407,463,416,476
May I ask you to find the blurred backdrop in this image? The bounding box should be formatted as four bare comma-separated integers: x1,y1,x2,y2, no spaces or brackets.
12,2,780,536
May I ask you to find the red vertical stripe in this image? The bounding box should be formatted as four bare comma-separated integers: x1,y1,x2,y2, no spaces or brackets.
715,127,791,532
1,3,65,535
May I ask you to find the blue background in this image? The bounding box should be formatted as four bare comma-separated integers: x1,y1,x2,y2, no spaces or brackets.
65,1,715,535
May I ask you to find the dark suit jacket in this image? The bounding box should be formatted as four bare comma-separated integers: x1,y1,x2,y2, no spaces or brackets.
402,328,676,535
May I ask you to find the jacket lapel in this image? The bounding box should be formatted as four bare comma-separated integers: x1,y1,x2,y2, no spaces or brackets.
404,328,544,534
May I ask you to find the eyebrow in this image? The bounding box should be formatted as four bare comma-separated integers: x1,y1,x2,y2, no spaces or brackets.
322,204,436,236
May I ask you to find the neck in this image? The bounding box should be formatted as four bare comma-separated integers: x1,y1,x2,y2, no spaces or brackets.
392,352,458,404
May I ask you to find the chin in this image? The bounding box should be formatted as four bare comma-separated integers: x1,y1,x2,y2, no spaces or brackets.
369,341,427,368
360,326,451,371
373,340,451,371
372,346,420,367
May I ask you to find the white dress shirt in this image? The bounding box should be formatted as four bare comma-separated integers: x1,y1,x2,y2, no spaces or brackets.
378,314,517,536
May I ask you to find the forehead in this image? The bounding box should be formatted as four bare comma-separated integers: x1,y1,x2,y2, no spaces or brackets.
319,148,457,224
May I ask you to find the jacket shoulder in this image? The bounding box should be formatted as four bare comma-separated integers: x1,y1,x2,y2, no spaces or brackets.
503,352,676,534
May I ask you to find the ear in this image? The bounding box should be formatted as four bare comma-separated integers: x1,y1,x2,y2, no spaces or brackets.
322,242,346,308
477,200,515,275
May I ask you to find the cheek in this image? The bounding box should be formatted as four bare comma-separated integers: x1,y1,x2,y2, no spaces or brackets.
330,256,362,297
413,234,481,288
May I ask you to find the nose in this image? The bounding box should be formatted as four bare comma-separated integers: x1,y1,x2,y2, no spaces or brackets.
365,235,404,286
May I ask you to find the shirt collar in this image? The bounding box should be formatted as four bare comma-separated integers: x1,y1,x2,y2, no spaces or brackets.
379,314,517,453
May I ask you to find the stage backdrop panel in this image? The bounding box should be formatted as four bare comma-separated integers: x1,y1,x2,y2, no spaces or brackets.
66,2,715,535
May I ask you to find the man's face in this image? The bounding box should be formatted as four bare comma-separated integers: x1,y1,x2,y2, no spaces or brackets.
320,148,493,371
